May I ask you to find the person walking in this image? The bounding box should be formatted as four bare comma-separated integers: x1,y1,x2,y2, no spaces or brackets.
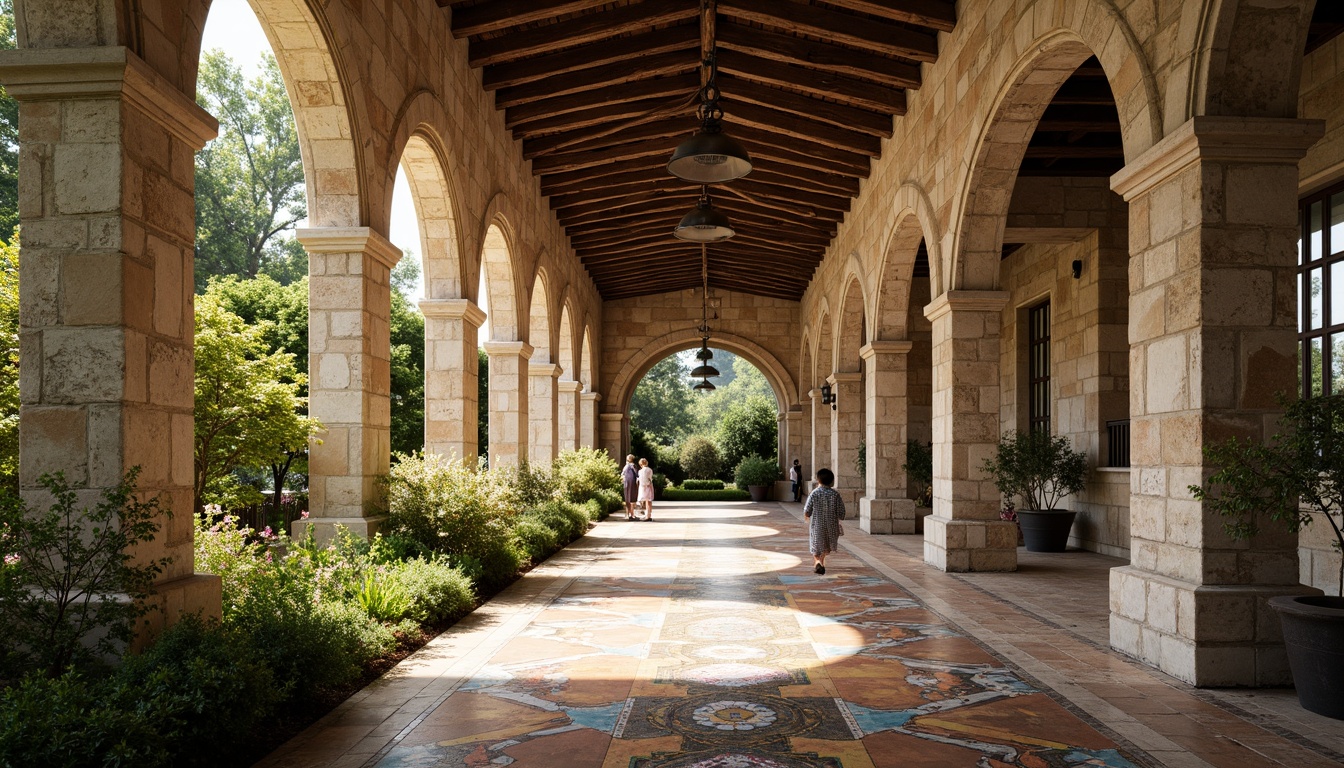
621,454,639,520
789,459,804,502
803,468,844,574
637,457,656,521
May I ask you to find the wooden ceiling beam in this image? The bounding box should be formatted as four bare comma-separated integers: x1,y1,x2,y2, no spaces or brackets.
506,73,699,129
450,0,613,38
531,137,675,175
716,48,911,111
722,99,883,156
494,51,697,110
525,118,689,160
816,0,957,32
579,235,820,263
718,0,938,63
716,23,921,91
718,73,894,137
468,0,700,68
562,198,839,236
482,25,700,91
540,155,858,198
552,186,846,227
512,97,688,139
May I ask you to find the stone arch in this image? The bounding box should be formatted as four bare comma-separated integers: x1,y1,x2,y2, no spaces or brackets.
608,329,797,417
1173,0,1316,127
557,297,577,380
479,220,520,342
816,310,835,382
949,23,1159,292
388,94,464,299
580,325,594,389
876,184,941,339
837,275,866,374
798,330,814,399
528,267,553,364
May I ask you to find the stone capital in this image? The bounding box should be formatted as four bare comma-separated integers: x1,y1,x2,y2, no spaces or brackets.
580,391,602,403
598,412,624,422
1111,116,1325,201
482,340,534,360
827,372,863,385
297,227,403,270
808,388,823,401
923,290,1009,322
418,298,486,327
0,45,219,149
860,340,913,360
785,410,801,422
528,362,561,378
558,379,582,393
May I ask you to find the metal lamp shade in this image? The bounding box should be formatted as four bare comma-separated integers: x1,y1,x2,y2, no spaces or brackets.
694,379,717,392
667,127,752,183
690,363,720,378
696,344,713,361
673,200,735,242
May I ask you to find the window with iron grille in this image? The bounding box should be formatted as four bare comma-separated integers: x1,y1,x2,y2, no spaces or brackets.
1299,181,1344,397
1028,300,1051,433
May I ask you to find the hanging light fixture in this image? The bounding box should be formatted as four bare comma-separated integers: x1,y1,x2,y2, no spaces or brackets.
690,245,720,390
693,378,717,392
674,186,735,242
667,3,751,184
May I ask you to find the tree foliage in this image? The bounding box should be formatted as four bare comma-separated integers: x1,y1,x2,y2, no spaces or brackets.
679,436,722,481
630,355,695,443
478,348,490,460
0,2,18,243
194,296,320,512
715,394,778,470
194,50,306,290
390,287,425,456
0,229,16,495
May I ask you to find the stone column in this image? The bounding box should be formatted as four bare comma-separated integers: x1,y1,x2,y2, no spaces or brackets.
481,341,532,467
420,299,484,463
527,362,560,464
809,388,830,487
599,412,625,462
784,409,803,467
828,372,863,507
579,391,601,448
922,291,1017,572
300,226,400,542
0,46,223,629
558,379,581,451
860,341,921,534
1108,116,1324,686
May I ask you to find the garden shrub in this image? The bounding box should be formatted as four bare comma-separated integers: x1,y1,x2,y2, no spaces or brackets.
655,443,686,486
734,454,780,488
383,453,517,573
528,500,590,541
582,497,604,522
660,488,751,501
390,557,475,625
512,516,561,562
679,436,722,480
682,478,725,491
552,448,621,502
593,487,624,516
0,670,162,767
356,570,415,622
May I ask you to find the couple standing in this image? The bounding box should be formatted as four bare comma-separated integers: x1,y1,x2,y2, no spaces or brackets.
621,455,655,521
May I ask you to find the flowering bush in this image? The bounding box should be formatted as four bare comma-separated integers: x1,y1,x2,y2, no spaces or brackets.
551,448,621,503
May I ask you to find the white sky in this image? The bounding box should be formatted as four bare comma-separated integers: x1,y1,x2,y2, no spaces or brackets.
201,0,441,309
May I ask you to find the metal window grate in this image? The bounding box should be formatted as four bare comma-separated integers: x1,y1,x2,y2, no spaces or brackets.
1028,301,1051,433
1106,419,1131,468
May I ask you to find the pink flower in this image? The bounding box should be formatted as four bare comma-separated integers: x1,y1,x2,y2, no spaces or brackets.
3,554,18,566
300,510,310,519
262,526,273,538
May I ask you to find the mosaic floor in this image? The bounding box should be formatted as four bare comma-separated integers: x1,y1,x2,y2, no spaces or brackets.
371,505,1149,768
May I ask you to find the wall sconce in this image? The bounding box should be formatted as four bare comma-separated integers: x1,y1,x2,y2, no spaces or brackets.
820,383,836,410
1071,259,1083,279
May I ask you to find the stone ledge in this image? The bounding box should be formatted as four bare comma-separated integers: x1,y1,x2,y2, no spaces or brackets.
298,226,403,270
419,298,486,326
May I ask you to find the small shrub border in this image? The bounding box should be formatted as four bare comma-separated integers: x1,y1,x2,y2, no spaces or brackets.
660,488,752,501
682,478,725,491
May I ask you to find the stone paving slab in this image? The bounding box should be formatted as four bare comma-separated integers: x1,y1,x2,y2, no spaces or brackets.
257,502,1344,768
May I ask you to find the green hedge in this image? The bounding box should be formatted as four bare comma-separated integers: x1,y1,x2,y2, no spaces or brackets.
660,488,751,501
682,478,725,490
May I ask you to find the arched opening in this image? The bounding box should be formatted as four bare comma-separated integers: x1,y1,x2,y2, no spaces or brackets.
477,222,524,466
556,302,578,451
813,313,834,476
833,277,867,503
526,270,557,463
579,326,594,449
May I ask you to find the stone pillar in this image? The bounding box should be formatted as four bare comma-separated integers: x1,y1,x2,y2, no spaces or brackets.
579,390,600,448
809,388,830,486
922,291,1017,572
785,409,804,470
1,46,223,629
828,372,863,507
1107,117,1324,686
599,412,625,462
776,412,787,466
420,299,484,463
558,379,581,451
860,341,921,534
300,226,400,542
482,341,531,467
527,362,560,464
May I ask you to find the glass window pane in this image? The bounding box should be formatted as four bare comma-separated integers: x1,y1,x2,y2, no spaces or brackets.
1333,262,1344,328
1333,336,1344,396
1299,271,1306,332
1311,267,1324,330
1311,201,1324,261
1332,194,1344,255
1312,337,1325,396
1300,205,1306,266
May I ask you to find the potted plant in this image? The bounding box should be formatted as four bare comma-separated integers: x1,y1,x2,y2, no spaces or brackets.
1190,394,1344,720
735,455,779,503
904,440,933,508
980,430,1087,552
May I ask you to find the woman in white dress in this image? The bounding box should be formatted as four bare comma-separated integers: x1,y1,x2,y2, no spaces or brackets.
637,457,655,521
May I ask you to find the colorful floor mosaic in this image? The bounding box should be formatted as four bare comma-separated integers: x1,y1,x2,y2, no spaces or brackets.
373,505,1151,768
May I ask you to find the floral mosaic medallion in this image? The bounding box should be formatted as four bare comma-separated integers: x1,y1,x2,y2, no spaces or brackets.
691,701,778,731
673,663,797,688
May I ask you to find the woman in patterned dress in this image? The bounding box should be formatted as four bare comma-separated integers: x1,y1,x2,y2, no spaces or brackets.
803,467,844,574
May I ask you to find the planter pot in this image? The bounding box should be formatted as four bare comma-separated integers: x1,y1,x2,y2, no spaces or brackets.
748,484,770,502
1016,509,1076,552
1271,595,1344,720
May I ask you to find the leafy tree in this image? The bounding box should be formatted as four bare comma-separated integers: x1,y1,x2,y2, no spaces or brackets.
390,289,425,456
194,50,306,290
202,274,308,379
691,353,775,433
194,296,320,513
715,394,778,471
630,355,695,443
0,2,17,242
0,229,15,495
393,250,422,299
679,436,722,480
478,348,490,460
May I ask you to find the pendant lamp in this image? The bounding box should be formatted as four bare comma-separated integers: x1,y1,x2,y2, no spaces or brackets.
674,189,735,242
668,48,751,184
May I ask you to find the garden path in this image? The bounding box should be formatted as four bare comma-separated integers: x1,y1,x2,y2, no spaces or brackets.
256,502,1344,768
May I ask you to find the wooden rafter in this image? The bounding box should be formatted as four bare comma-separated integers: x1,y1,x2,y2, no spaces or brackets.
468,0,700,68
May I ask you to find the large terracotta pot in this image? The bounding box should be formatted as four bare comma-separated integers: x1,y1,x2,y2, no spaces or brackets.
1271,595,1344,720
1015,509,1076,552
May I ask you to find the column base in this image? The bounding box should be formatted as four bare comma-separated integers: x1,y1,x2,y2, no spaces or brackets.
835,488,861,509
136,573,224,650
293,515,388,547
1109,566,1322,686
923,516,1018,572
859,497,925,534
